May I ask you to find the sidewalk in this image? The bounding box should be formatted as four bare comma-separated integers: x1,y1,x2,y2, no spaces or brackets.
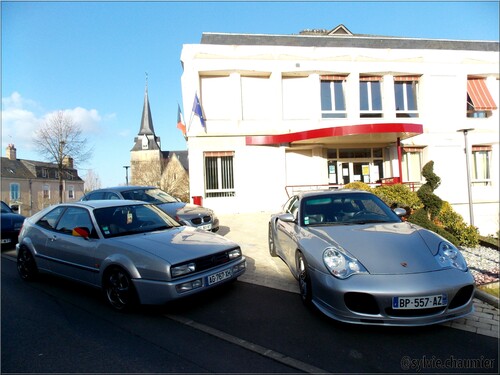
218,212,499,338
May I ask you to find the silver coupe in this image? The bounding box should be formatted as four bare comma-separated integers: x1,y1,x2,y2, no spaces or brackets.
268,190,475,326
16,200,245,311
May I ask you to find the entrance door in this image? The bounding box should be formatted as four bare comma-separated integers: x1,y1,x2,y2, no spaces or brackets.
338,162,373,184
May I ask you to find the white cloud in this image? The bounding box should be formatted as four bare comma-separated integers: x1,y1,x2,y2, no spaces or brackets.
1,92,104,157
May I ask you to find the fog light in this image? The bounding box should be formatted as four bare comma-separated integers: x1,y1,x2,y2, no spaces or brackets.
232,262,246,273
176,279,202,293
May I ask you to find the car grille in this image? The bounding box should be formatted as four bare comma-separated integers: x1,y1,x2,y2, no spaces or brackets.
171,247,241,279
448,285,475,309
344,292,380,314
191,216,211,225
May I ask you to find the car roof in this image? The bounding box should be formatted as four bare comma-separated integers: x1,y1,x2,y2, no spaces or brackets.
296,189,372,199
88,186,157,193
63,199,148,209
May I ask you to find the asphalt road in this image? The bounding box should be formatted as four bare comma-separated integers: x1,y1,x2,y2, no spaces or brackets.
2,255,498,373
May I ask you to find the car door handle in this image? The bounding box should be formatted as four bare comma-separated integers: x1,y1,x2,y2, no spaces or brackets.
49,235,57,242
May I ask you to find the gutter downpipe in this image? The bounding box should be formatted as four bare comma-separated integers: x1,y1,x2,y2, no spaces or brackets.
397,137,403,183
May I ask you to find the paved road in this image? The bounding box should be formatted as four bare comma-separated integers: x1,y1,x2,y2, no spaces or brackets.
2,254,498,373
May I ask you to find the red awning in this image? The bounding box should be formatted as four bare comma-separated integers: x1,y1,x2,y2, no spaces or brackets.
467,79,497,111
246,123,423,146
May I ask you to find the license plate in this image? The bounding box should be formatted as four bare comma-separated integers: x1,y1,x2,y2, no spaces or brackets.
207,268,233,285
1,238,11,244
393,294,447,310
199,223,212,231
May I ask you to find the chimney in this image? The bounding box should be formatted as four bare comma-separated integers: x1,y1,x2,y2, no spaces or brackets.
6,144,17,160
63,156,74,169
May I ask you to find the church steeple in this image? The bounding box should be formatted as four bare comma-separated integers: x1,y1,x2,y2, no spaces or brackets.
131,76,161,151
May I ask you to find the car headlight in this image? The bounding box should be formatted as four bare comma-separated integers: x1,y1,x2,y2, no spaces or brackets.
171,262,196,277
228,248,241,260
323,246,368,279
435,242,468,271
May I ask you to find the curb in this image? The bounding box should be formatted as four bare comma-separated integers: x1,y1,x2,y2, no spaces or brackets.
475,288,499,309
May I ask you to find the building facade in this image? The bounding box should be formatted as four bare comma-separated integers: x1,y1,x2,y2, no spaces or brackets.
1,144,85,216
180,26,499,236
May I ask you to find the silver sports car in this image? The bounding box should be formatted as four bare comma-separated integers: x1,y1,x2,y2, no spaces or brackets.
16,200,245,311
268,190,475,326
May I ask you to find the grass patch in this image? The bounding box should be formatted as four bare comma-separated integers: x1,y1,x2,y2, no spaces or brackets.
478,283,500,298
479,235,499,249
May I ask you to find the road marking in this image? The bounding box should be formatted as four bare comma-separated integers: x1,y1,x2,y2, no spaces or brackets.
165,313,329,374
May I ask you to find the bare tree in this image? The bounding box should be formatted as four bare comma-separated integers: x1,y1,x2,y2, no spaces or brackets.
83,169,102,193
34,111,93,203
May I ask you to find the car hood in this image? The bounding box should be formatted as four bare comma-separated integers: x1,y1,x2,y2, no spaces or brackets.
156,202,211,218
307,222,445,275
111,226,236,265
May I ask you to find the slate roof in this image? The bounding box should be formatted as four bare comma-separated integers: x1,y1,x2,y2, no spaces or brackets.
0,157,83,181
131,85,161,152
162,150,189,172
200,28,499,52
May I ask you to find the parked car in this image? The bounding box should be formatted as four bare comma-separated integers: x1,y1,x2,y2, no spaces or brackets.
16,200,245,310
81,186,219,232
1,201,25,249
268,190,475,326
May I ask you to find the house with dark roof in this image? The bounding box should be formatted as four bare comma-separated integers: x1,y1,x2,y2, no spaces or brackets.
1,144,85,215
130,83,190,201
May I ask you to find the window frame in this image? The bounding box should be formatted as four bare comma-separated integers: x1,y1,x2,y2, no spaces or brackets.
204,151,235,198
359,77,383,118
10,183,20,201
394,77,420,118
320,75,347,118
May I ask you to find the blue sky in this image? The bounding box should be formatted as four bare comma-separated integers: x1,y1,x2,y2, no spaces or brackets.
2,0,499,188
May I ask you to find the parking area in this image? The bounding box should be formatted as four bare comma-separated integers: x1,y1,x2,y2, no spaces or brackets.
218,212,499,338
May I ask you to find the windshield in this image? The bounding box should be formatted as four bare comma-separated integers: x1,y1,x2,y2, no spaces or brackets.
301,193,401,226
120,188,178,204
1,201,13,214
93,204,180,238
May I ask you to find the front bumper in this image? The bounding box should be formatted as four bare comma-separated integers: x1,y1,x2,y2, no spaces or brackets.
132,256,246,305
309,266,475,326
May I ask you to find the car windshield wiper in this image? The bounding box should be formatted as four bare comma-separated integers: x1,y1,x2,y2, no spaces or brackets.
348,219,391,225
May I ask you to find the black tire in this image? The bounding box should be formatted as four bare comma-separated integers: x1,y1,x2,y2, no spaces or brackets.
17,246,38,281
296,252,312,305
268,223,277,257
103,267,138,311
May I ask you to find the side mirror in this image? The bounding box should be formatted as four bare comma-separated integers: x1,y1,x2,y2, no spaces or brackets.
393,207,407,217
72,227,90,239
278,213,296,223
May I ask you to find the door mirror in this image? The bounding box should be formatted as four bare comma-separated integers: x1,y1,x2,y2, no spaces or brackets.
278,213,295,223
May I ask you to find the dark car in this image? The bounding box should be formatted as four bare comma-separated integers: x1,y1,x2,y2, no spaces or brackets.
1,201,26,249
81,186,219,232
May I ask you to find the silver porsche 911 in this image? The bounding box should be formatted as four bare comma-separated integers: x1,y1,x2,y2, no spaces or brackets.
268,190,475,326
16,200,246,311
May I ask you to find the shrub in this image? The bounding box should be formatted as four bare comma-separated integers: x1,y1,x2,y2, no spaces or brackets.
343,182,373,192
437,201,479,247
373,184,422,210
416,161,443,220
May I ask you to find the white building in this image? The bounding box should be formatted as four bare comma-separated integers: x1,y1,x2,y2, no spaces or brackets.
180,25,499,236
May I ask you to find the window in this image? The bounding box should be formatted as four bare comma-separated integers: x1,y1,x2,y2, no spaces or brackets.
360,77,383,117
241,76,273,120
43,184,50,199
402,147,424,182
204,152,235,197
466,77,497,118
68,185,75,199
55,207,95,236
394,76,419,117
42,168,48,178
282,76,312,119
10,183,20,201
472,146,492,186
320,75,347,118
37,206,66,230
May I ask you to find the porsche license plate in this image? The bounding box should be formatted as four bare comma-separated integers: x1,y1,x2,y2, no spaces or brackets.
393,294,447,309
207,269,233,285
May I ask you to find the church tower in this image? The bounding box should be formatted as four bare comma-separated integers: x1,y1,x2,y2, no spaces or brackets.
130,79,163,185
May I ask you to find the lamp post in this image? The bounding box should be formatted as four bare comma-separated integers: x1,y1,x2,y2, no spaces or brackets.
457,128,474,226
123,166,130,186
